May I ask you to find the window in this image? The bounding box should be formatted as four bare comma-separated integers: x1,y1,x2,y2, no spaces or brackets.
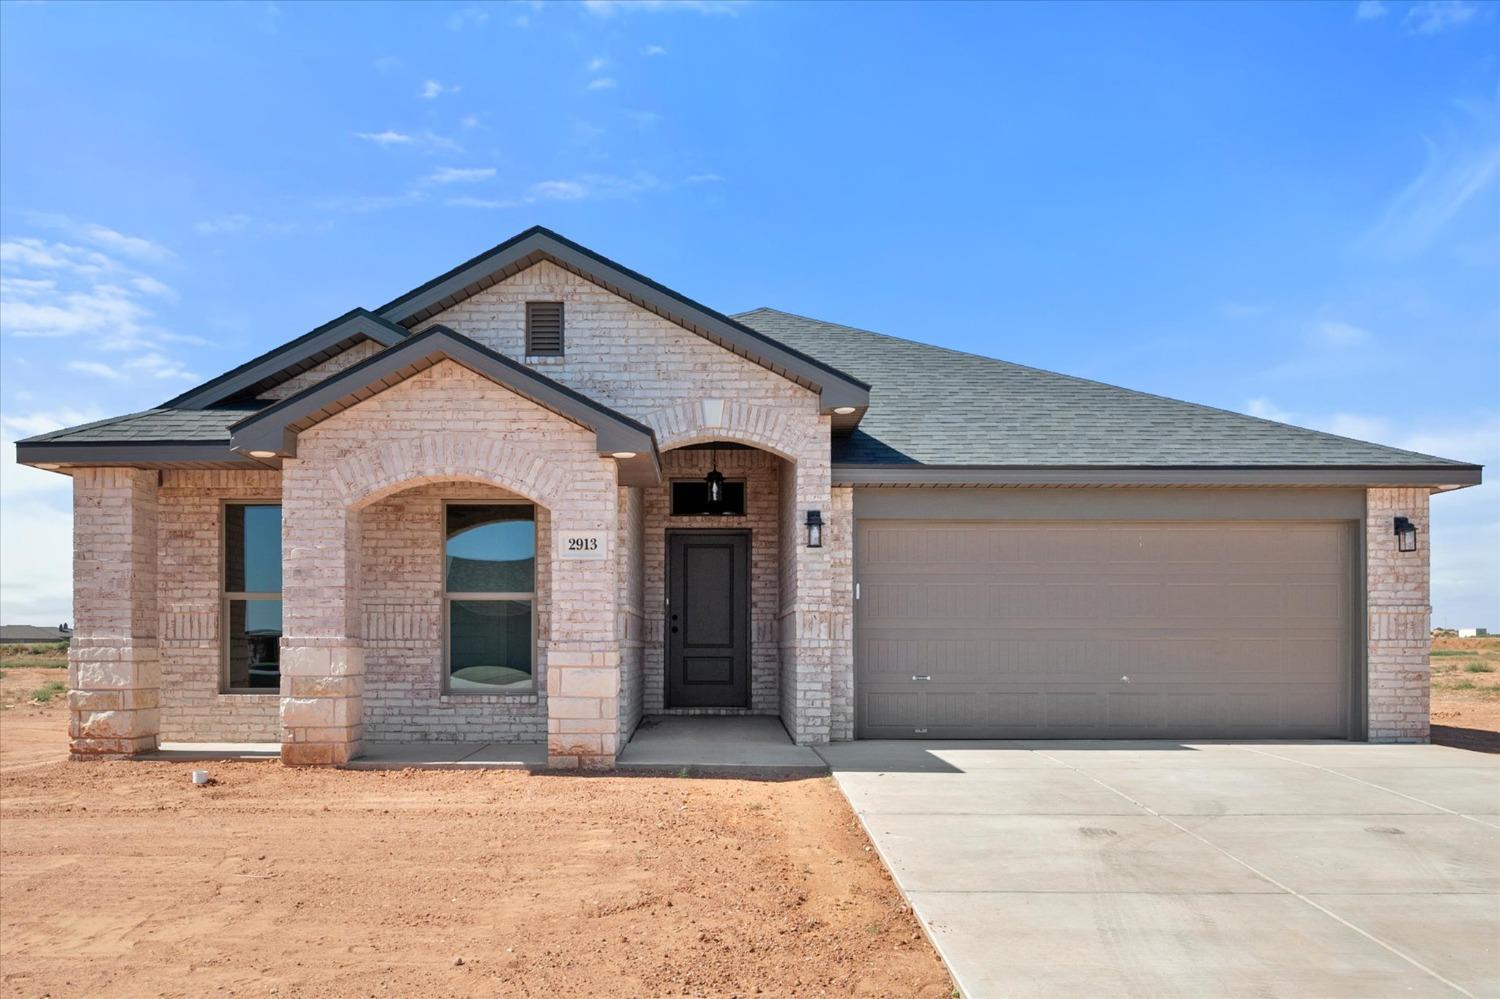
223,503,282,692
445,503,536,692
525,301,564,356
670,479,746,516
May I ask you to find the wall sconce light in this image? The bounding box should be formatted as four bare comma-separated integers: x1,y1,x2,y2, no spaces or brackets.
805,509,823,548
1394,516,1418,553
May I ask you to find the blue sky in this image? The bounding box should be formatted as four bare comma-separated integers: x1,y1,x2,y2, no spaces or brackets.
2,0,1497,627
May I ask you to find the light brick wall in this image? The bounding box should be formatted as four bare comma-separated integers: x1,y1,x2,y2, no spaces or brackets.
1366,487,1431,742
828,484,855,741
358,480,551,742
641,448,784,716
283,360,620,766
68,467,161,756
263,339,386,400
617,486,645,739
158,469,282,742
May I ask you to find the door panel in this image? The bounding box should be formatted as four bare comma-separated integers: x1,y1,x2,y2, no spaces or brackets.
668,532,750,708
855,521,1353,739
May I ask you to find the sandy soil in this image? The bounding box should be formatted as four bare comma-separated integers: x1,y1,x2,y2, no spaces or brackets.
1429,636,1500,753
1,708,951,998
1,666,70,774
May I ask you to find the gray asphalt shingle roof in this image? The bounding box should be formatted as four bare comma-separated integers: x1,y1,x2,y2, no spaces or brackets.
21,406,263,444
734,307,1468,468
18,308,1472,473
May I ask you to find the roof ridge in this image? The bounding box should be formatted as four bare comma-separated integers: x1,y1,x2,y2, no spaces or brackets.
737,308,1464,467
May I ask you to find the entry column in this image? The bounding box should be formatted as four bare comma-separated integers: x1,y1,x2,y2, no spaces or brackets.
68,468,161,757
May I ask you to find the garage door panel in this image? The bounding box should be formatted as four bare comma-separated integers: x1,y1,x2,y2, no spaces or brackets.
856,521,1352,740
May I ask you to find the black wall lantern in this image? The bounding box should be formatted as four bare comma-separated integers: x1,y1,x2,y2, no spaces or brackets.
704,448,725,507
1394,516,1418,553
805,509,823,548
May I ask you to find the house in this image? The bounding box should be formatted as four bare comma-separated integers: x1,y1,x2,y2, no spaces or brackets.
1457,628,1489,638
0,624,72,644
15,227,1482,766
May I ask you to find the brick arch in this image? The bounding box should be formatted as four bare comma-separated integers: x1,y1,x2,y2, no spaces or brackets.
644,400,811,463
334,432,572,511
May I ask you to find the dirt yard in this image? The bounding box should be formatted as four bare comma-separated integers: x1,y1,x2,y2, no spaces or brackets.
1429,635,1500,752
1,690,951,998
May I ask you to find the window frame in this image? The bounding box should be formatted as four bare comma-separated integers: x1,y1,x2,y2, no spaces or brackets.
441,499,538,696
524,300,565,357
220,499,283,695
669,478,748,517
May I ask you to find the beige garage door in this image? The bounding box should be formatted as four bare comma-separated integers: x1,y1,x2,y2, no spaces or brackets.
856,521,1354,740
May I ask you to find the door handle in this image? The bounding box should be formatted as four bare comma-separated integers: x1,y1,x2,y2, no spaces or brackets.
911,675,931,682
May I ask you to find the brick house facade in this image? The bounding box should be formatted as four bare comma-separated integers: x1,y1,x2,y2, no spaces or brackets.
24,227,1479,766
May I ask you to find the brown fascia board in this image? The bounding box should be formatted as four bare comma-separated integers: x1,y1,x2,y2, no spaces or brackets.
227,324,661,485
831,463,1485,488
162,309,410,410
375,226,871,420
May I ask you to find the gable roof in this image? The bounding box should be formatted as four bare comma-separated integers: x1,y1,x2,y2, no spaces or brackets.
162,308,409,410
228,324,661,485
375,226,870,424
738,308,1483,488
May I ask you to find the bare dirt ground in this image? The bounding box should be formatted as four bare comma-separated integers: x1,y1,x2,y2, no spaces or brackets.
0,663,70,774
1429,635,1500,753
1,697,951,998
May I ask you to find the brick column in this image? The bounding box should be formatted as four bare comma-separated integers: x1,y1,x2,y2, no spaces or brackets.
68,468,161,758
1366,487,1431,743
280,463,363,765
828,485,856,741
546,491,621,768
779,441,834,745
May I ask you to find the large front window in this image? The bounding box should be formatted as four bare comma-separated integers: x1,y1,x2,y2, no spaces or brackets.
445,503,536,692
224,503,282,692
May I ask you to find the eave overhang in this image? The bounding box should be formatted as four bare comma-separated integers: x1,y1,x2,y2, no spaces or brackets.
831,463,1485,489
375,226,871,431
226,324,662,485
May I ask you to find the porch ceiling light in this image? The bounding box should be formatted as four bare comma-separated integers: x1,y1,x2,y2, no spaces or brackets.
805,509,823,548
247,450,279,459
832,406,857,415
610,451,638,459
1394,516,1418,553
705,448,725,506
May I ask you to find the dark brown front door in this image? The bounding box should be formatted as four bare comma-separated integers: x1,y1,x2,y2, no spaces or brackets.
667,531,750,708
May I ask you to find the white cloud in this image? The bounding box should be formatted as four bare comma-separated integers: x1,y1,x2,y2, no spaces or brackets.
446,196,519,210
356,129,414,146
1405,0,1482,33
643,44,668,55
130,276,175,299
531,179,590,201
76,223,174,263
354,129,462,153
195,213,254,235
460,114,482,129
1244,397,1294,423
425,166,497,184
447,5,489,29
587,77,618,91
1310,318,1371,347
444,171,670,210
587,56,608,72
583,0,745,15
1362,93,1500,255
373,55,401,73
1355,0,1388,19
420,79,460,99
686,172,724,184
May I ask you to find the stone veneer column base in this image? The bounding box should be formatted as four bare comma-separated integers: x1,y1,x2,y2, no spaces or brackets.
280,644,364,766
68,640,161,757
546,648,621,768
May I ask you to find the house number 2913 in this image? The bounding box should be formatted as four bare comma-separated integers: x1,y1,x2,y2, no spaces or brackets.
558,530,608,560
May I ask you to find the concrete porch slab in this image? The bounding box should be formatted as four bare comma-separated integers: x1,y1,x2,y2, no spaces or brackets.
151,742,280,761
616,716,828,774
347,741,546,770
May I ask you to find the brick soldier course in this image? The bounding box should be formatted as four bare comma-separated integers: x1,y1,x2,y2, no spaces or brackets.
21,226,1480,765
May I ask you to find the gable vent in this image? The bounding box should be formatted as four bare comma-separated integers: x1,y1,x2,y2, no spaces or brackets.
525,301,564,356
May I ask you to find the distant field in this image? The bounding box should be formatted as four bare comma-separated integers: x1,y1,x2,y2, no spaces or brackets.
0,642,68,674
1430,636,1500,752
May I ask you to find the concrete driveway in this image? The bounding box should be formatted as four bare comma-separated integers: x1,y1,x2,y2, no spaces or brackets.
815,741,1500,999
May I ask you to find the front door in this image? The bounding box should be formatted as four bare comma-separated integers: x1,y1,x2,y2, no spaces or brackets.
667,531,750,708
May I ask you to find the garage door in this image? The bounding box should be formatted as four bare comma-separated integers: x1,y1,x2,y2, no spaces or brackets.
855,521,1354,740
